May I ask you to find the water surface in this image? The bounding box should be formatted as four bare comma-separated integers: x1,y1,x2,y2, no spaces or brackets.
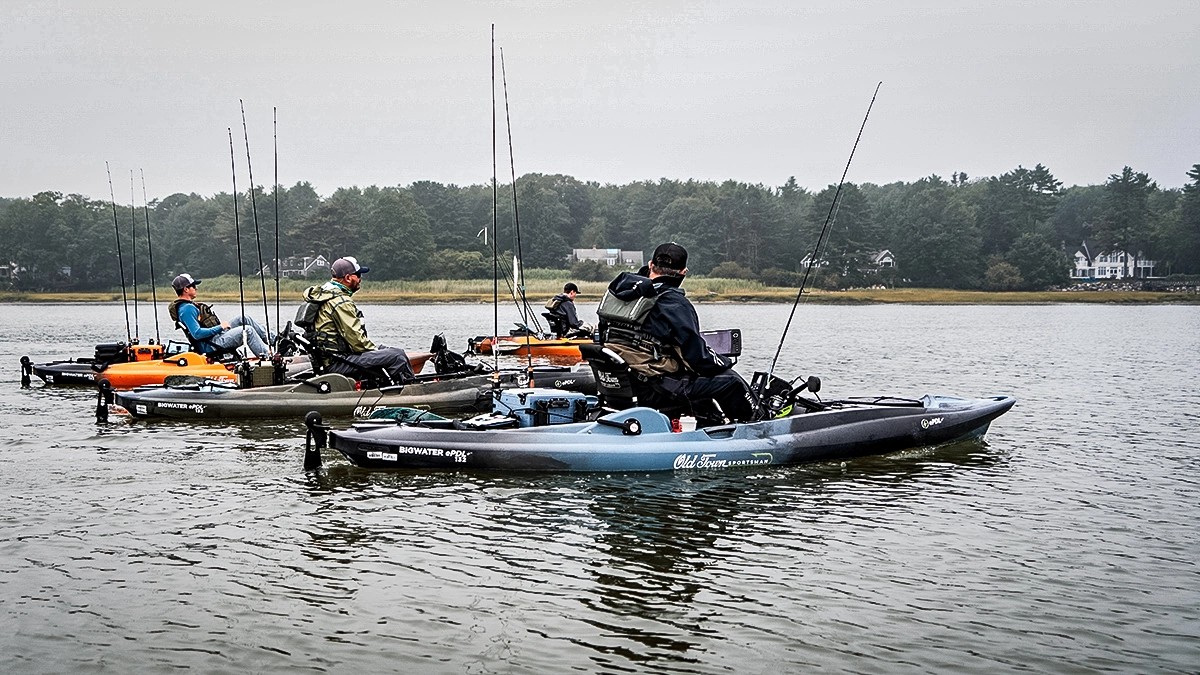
1,302,1197,673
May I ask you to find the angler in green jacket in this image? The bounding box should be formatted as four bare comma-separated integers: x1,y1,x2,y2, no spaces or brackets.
301,256,415,384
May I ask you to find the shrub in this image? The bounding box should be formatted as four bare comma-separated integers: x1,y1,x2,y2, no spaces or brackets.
708,261,757,280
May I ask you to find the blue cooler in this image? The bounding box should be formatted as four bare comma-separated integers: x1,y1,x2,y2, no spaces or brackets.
494,388,592,427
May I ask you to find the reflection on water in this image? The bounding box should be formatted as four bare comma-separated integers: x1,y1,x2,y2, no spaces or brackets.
1,303,1198,673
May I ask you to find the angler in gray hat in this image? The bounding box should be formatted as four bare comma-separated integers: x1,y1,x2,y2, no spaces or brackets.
299,256,416,384
167,273,273,358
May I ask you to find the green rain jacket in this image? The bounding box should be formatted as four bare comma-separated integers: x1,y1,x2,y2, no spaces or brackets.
302,280,376,354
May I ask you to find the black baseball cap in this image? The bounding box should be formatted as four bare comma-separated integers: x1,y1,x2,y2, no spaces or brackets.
564,282,580,293
651,242,688,271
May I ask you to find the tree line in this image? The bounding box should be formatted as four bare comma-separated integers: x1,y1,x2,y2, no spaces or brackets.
2,163,1198,292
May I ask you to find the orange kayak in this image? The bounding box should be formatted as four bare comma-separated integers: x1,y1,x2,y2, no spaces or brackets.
97,349,434,390
96,352,238,389
469,336,589,360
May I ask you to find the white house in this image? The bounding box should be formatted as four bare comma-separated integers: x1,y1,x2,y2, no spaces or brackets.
800,250,895,272
260,255,330,278
569,248,644,267
868,250,895,271
1072,240,1156,280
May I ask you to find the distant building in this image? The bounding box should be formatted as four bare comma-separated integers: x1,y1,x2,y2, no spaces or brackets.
570,248,644,267
261,255,330,278
800,250,896,272
1071,240,1156,280
867,250,895,271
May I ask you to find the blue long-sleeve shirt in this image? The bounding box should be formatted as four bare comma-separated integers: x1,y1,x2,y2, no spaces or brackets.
177,302,222,345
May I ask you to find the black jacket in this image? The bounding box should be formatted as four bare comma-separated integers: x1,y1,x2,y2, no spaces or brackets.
605,272,731,377
550,293,583,328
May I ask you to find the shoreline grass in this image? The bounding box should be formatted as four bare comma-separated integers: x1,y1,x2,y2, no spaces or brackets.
1,277,1197,305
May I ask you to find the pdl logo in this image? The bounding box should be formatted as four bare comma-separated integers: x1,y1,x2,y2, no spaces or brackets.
921,417,944,429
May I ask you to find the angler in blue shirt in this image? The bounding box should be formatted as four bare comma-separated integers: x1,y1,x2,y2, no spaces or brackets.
168,273,272,358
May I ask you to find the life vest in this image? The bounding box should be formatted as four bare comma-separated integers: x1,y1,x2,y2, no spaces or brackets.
299,296,361,359
544,295,564,312
168,298,221,348
596,288,685,376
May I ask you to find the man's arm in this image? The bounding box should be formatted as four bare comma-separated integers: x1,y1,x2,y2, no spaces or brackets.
659,294,730,376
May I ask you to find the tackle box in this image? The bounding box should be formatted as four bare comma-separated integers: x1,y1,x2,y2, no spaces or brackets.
493,388,592,427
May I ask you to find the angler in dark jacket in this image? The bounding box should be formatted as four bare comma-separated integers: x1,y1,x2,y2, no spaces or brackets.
545,282,592,338
598,243,756,424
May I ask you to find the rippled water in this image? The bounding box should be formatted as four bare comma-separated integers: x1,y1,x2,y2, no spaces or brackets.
1,301,1197,673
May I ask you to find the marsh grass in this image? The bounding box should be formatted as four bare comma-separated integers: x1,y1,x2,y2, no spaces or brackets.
2,275,1196,304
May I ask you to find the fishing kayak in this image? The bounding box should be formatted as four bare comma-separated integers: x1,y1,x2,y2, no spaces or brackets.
315,390,1015,472
95,351,242,388
94,350,433,390
22,342,174,386
468,335,590,359
109,364,597,421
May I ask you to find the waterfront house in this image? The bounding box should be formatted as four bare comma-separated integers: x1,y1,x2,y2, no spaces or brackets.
1071,240,1156,280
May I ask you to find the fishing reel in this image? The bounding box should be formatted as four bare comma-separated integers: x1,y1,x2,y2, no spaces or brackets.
751,371,822,419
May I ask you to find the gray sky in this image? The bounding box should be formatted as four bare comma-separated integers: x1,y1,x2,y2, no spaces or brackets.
3,0,1198,202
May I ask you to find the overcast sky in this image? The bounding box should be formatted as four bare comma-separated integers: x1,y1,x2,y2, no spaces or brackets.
3,0,1198,202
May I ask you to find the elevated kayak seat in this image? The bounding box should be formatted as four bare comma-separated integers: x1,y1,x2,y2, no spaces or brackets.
542,312,570,338
579,343,690,420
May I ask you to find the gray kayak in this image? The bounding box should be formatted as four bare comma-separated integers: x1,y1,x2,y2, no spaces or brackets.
317,392,1015,472
110,365,596,421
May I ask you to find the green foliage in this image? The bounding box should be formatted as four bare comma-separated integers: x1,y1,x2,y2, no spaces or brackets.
882,175,982,289
1097,167,1156,276
976,164,1063,257
983,259,1023,291
1167,164,1200,274
708,261,757,280
1005,233,1071,290
570,259,619,282
428,249,492,279
7,163,1196,291
758,267,805,287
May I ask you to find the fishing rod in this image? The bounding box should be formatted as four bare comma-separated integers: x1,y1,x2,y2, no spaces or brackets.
228,128,249,354
140,170,161,344
490,24,499,376
500,47,535,372
105,162,132,343
240,99,272,346
766,82,882,390
128,171,140,342
273,106,281,336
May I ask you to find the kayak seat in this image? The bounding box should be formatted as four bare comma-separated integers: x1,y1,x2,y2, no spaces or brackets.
179,326,241,362
579,343,689,419
285,327,397,389
542,312,571,338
